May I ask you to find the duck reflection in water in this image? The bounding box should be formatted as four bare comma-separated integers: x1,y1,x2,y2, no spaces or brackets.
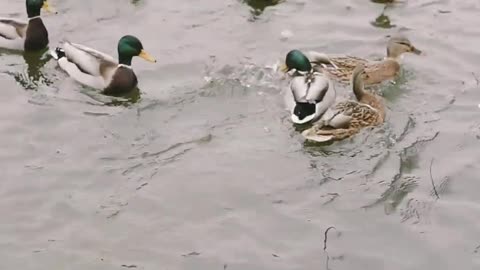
370,0,405,29
12,49,52,90
371,9,395,29
130,0,142,6
243,0,284,19
103,86,141,106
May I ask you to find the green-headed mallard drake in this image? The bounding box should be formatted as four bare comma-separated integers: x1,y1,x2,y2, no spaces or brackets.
317,35,421,86
0,0,53,51
302,64,386,142
50,35,156,95
281,50,337,125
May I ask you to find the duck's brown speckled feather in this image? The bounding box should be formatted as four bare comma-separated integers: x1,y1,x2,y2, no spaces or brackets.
302,65,386,142
320,56,400,86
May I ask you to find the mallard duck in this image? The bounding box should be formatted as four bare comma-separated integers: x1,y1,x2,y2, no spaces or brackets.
0,0,53,51
281,50,337,124
50,35,156,95
318,35,421,85
302,64,386,142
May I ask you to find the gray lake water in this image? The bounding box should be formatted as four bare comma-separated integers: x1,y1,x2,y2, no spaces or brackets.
1,0,480,269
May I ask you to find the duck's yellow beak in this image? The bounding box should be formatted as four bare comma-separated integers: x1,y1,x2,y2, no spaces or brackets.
139,50,157,63
42,1,54,13
279,63,289,73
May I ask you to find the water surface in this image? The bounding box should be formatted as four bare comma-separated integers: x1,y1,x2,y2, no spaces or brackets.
1,0,480,269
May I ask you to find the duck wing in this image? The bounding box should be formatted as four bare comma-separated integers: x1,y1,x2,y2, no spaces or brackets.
331,55,368,70
323,100,379,129
0,18,27,39
306,51,338,69
303,101,379,142
62,41,118,79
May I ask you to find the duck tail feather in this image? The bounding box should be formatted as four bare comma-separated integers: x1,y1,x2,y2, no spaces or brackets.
49,47,65,60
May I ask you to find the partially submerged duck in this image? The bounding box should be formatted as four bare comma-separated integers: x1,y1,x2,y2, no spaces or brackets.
50,35,156,95
281,50,336,124
302,64,386,142
0,0,54,51
317,35,421,86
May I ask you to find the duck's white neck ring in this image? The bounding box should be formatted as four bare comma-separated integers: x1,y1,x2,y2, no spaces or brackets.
28,16,41,20
118,64,133,69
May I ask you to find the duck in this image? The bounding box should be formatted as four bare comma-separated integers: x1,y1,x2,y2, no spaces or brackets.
302,64,386,142
316,35,421,86
49,35,156,95
280,50,337,125
0,0,53,51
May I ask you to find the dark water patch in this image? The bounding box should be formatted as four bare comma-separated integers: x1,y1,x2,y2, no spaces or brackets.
137,99,170,113
428,158,440,199
182,251,200,257
242,0,284,19
121,264,138,269
322,193,340,205
419,1,445,8
14,50,53,90
82,111,111,117
370,0,396,3
136,182,148,191
77,87,142,106
434,94,456,113
371,12,396,29
0,49,54,91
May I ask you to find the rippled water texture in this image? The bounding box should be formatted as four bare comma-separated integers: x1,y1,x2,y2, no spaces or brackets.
1,0,480,269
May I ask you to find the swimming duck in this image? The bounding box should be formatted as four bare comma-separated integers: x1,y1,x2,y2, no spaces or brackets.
281,50,336,125
0,0,53,51
302,64,385,142
50,35,156,95
318,35,421,86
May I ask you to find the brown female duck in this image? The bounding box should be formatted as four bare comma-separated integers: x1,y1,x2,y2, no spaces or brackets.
316,35,421,86
302,64,386,142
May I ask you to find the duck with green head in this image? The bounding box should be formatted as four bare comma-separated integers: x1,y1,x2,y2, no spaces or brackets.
0,0,53,51
302,64,386,143
281,49,336,125
315,35,421,86
50,35,156,95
